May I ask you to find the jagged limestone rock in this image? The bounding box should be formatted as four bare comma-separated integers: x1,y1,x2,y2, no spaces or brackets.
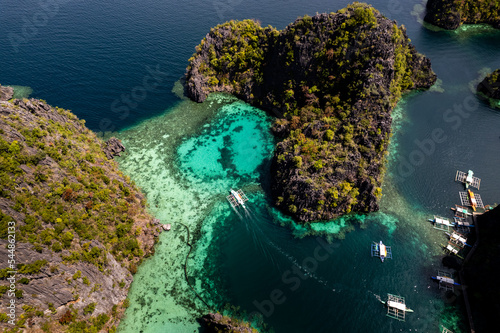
185,3,436,222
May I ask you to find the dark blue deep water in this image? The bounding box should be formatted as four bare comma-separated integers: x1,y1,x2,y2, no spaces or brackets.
2,1,500,332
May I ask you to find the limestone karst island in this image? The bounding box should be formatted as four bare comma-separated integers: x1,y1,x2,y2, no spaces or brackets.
1,1,499,333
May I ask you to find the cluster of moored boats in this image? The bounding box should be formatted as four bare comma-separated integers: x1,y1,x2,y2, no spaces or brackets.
227,178,487,328
428,170,485,258
370,170,489,326
424,170,494,332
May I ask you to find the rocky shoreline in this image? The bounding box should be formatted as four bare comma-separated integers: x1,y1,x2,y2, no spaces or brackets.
463,206,500,332
0,87,160,331
0,85,13,101
186,3,436,222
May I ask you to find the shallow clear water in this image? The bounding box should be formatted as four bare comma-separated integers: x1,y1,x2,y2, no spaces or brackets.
2,0,500,332
115,94,275,332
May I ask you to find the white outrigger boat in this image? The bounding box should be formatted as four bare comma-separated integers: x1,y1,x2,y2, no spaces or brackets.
451,205,472,217
431,270,460,292
431,275,460,285
455,169,481,189
371,241,392,262
428,215,454,232
380,294,413,321
226,188,249,209
446,231,471,248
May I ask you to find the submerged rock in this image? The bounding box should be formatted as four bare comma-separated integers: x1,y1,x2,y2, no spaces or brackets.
424,0,500,30
185,3,436,222
199,313,259,333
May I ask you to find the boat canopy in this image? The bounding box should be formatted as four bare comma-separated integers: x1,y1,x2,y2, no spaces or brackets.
466,170,474,183
387,301,406,311
437,276,454,284
435,217,451,225
446,244,459,254
451,233,467,244
380,243,387,257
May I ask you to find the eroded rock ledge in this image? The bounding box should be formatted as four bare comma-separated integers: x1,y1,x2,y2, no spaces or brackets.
186,3,436,222
0,85,14,101
103,137,126,159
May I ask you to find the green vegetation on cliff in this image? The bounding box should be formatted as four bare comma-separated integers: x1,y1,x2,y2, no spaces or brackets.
0,99,152,266
188,20,277,98
425,0,500,30
186,3,436,222
0,94,158,331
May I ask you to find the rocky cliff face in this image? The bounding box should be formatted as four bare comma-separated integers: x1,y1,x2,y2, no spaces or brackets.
0,85,13,101
186,3,436,222
477,69,500,102
424,0,500,30
463,205,500,332
103,137,126,160
0,242,131,330
0,87,160,331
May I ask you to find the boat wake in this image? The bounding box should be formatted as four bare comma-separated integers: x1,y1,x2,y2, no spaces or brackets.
238,206,280,267
230,204,243,219
267,239,338,291
237,204,344,293
229,201,395,317
368,290,384,304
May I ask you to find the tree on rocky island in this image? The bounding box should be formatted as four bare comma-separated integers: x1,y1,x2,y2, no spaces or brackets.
186,2,437,222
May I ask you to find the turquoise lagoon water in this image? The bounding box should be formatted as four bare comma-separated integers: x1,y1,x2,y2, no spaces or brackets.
114,91,471,332
114,75,500,331
2,0,500,332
